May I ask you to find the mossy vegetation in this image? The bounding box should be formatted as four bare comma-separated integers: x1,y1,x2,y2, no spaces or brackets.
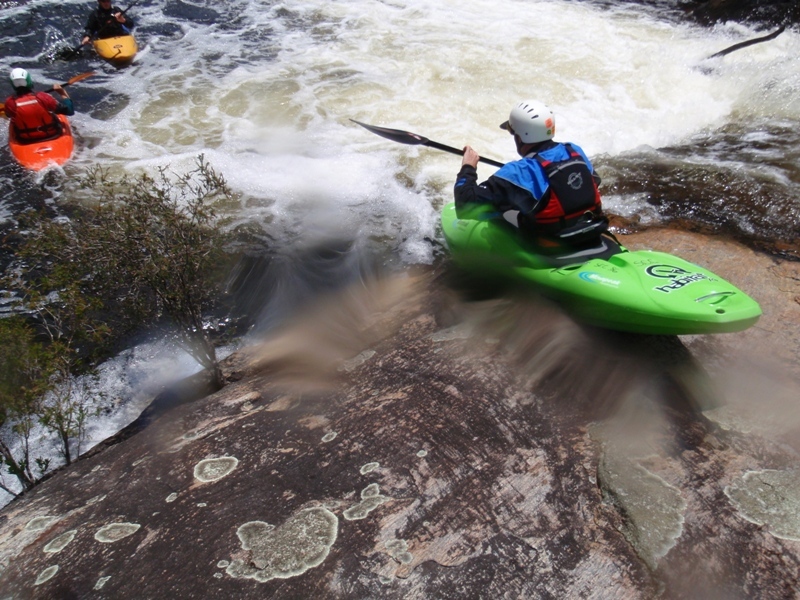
1,155,236,500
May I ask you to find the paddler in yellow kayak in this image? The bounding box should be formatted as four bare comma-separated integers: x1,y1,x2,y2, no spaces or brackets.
80,0,135,46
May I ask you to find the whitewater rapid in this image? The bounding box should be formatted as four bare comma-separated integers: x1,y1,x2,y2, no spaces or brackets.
3,0,800,262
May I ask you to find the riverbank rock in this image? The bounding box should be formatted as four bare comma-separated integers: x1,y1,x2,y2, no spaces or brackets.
685,0,800,27
596,0,800,27
1,229,799,599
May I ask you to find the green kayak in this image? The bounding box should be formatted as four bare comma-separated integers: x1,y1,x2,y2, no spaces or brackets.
441,202,762,335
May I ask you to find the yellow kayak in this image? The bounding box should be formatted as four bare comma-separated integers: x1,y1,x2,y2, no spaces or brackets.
93,34,138,67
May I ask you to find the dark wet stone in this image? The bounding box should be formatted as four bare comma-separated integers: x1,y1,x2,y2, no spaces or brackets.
1,231,799,598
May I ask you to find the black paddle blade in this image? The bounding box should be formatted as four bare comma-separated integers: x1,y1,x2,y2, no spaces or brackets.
351,119,505,168
53,45,84,61
350,120,430,146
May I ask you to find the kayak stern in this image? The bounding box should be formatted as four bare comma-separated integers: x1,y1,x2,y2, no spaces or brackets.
8,114,74,171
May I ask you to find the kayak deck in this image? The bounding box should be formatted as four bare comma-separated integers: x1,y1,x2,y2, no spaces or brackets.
93,35,138,66
441,203,762,335
8,114,74,171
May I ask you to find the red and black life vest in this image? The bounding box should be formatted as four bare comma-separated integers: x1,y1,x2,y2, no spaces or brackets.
532,143,602,226
8,93,62,142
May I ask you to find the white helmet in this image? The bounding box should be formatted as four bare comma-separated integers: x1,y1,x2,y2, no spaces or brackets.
9,67,33,89
499,100,555,143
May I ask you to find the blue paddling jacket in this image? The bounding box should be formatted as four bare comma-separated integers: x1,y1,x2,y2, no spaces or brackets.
454,140,603,236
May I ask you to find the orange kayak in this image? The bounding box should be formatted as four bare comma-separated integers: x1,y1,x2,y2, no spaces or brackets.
8,114,74,171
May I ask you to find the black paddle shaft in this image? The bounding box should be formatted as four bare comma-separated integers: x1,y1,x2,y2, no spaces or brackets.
351,120,505,168
121,0,141,15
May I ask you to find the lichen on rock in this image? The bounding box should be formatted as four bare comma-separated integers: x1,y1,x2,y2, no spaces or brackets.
385,539,413,564
598,449,686,570
94,523,141,543
339,350,376,372
43,530,77,553
360,462,379,474
34,565,58,586
343,484,387,521
193,456,239,482
725,469,800,541
226,507,338,583
25,516,58,531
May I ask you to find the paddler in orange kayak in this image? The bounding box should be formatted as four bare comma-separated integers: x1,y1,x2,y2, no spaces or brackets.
3,68,75,143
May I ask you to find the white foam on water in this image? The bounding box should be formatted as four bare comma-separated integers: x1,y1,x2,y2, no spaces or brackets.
3,2,800,258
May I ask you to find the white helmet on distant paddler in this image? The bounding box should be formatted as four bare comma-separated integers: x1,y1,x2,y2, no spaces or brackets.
500,100,555,144
9,67,33,90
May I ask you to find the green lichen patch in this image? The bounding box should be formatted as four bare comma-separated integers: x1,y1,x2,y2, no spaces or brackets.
235,521,275,555
44,530,77,553
416,450,428,458
226,507,338,583
428,324,474,342
339,350,376,372
385,539,414,564
34,565,58,585
344,484,388,521
194,456,239,482
343,496,386,521
725,469,800,541
361,483,380,499
703,406,757,434
94,576,111,590
94,523,141,543
25,516,58,531
599,451,686,570
360,462,380,475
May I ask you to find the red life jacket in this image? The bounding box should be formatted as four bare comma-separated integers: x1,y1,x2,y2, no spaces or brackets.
8,93,62,142
532,143,602,226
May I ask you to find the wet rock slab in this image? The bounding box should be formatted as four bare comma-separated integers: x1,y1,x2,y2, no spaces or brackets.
1,230,799,599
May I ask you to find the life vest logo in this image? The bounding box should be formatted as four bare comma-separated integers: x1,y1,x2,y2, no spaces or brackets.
579,271,620,287
567,172,583,190
646,264,710,293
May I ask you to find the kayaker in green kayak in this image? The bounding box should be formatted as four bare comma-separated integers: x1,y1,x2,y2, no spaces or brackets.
455,100,608,249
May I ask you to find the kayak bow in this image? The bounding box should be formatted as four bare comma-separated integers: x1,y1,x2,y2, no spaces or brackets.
93,34,138,67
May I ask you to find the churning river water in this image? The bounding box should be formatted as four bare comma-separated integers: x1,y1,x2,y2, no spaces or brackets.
2,0,800,260
1,0,799,503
